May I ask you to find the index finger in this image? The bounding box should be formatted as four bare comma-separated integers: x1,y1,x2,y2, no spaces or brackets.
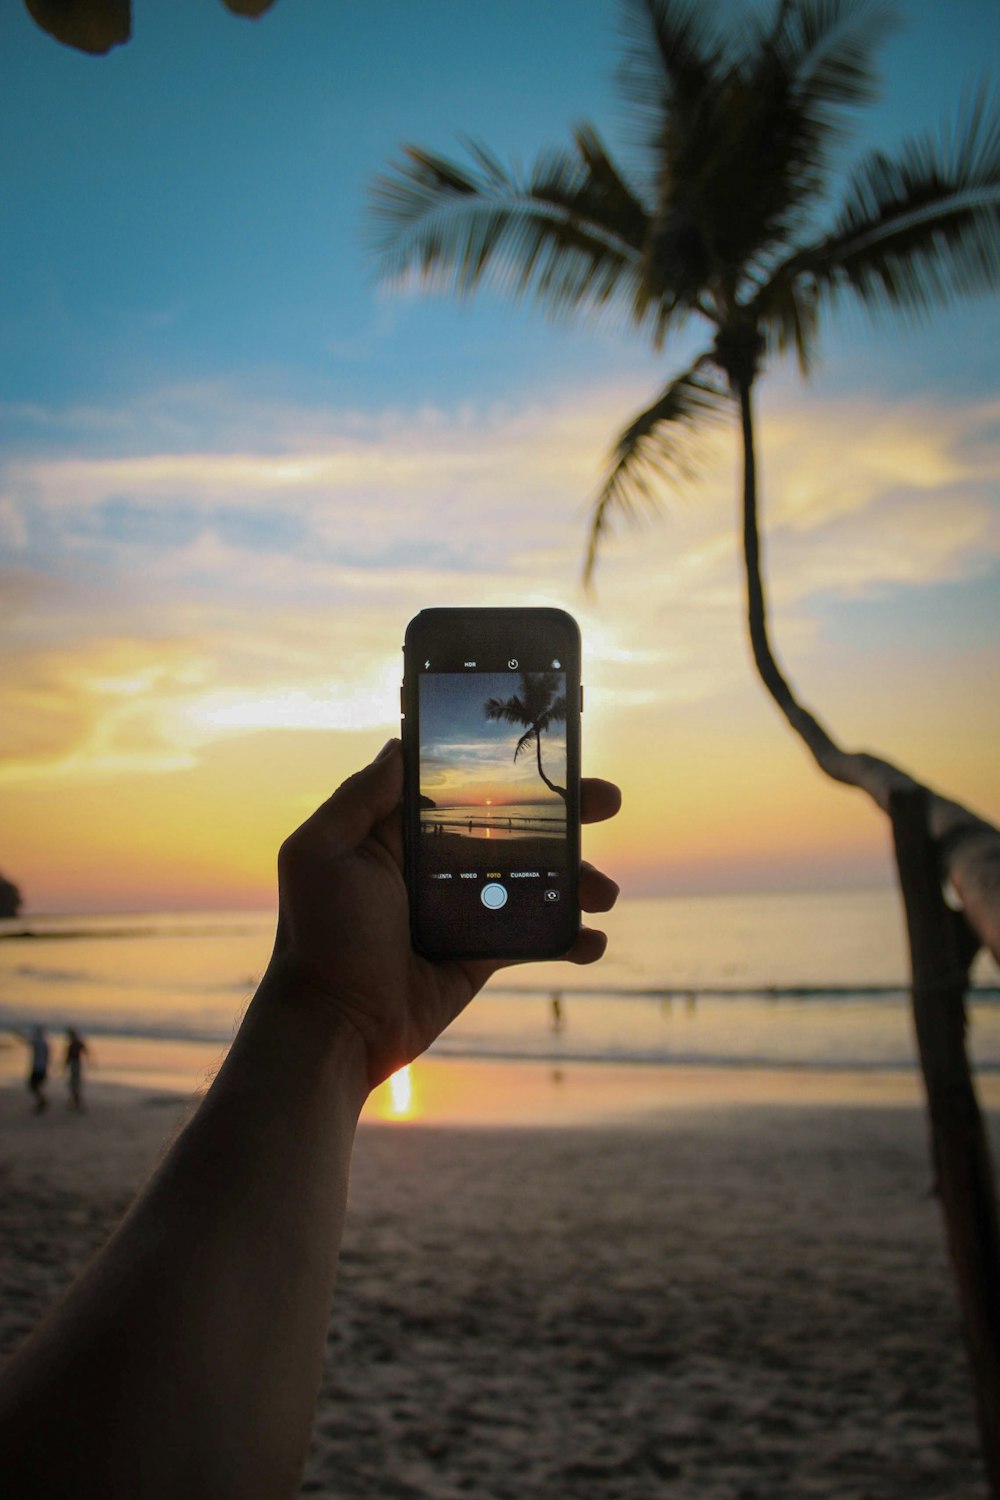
581,778,621,825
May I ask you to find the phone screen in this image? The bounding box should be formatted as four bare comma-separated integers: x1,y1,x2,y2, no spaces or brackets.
403,609,581,959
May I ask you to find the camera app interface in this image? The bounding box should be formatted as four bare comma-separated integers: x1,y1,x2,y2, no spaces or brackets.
415,664,572,953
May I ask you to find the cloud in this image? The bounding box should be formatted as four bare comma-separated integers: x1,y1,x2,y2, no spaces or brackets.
0,496,29,549
1,377,997,790
7,377,997,579
0,636,207,779
742,396,1000,610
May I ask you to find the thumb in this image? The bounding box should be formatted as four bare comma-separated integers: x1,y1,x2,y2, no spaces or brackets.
314,738,404,850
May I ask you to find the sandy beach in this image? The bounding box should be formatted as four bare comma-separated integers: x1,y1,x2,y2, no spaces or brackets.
2,1067,997,1499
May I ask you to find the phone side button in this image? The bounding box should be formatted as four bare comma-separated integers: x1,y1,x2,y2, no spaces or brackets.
580,684,584,712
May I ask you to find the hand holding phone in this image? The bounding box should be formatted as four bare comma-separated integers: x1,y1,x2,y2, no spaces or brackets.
402,607,583,960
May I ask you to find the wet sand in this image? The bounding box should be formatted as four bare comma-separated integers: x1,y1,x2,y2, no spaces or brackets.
1,1070,996,1498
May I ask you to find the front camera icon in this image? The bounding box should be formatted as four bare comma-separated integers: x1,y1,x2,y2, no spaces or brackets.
507,658,518,670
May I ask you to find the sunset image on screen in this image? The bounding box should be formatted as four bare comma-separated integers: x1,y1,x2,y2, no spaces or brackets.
417,669,568,873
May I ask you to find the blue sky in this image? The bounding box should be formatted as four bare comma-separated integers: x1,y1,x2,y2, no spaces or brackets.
1,0,999,910
1,0,621,416
4,0,998,420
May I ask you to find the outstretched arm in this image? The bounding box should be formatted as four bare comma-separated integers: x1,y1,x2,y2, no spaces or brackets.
0,739,620,1500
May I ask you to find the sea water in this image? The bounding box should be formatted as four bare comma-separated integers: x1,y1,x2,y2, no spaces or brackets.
1,892,998,1084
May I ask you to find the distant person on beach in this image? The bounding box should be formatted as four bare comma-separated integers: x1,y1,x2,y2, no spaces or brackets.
0,740,620,1498
26,1026,49,1114
63,1028,90,1111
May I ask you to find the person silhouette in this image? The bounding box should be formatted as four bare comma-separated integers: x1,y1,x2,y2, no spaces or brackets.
27,1026,49,1114
64,1028,90,1111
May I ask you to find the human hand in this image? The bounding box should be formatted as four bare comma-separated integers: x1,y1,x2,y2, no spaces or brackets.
265,739,620,1087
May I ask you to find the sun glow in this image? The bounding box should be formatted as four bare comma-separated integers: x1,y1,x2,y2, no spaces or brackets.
387,1064,415,1118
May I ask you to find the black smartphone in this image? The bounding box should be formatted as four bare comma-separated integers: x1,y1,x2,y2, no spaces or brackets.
402,607,582,960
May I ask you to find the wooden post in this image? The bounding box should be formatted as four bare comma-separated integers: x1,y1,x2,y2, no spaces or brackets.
890,786,1000,1495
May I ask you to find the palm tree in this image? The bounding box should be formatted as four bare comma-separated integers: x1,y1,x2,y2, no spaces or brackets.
369,0,1000,962
484,671,568,801
373,12,1000,1473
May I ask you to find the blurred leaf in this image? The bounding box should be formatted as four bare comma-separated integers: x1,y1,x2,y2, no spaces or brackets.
25,0,130,53
25,0,279,54
220,0,277,15
585,357,729,584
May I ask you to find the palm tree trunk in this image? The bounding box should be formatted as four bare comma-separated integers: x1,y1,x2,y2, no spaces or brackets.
737,373,1000,1494
735,373,1000,964
533,728,567,802
891,787,1000,1495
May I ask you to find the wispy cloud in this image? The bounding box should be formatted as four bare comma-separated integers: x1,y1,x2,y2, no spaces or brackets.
2,377,998,791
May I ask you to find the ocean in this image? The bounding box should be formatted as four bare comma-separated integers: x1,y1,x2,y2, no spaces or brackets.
1,891,998,1091
420,802,565,840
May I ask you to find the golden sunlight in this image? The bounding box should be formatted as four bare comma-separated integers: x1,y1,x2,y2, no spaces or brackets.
383,1063,416,1120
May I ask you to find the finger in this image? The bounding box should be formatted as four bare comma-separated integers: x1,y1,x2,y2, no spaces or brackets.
579,861,619,914
300,739,403,850
372,802,404,868
580,778,621,825
564,925,608,965
476,921,611,975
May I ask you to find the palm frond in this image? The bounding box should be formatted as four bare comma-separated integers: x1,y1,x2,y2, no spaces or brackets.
584,357,729,584
569,125,651,250
618,0,729,277
780,85,1000,318
618,0,726,121
769,0,898,116
624,1,896,312
537,695,568,731
513,726,535,762
756,275,821,375
369,135,655,328
711,1,898,286
484,695,529,727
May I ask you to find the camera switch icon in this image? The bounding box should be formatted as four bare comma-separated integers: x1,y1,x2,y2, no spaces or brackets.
543,889,560,902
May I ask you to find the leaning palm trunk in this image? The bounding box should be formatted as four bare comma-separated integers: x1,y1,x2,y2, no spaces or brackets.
736,376,1000,965
371,4,1000,1484
736,374,1000,1495
533,730,567,803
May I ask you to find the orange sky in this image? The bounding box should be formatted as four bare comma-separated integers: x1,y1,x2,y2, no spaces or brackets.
3,379,998,913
